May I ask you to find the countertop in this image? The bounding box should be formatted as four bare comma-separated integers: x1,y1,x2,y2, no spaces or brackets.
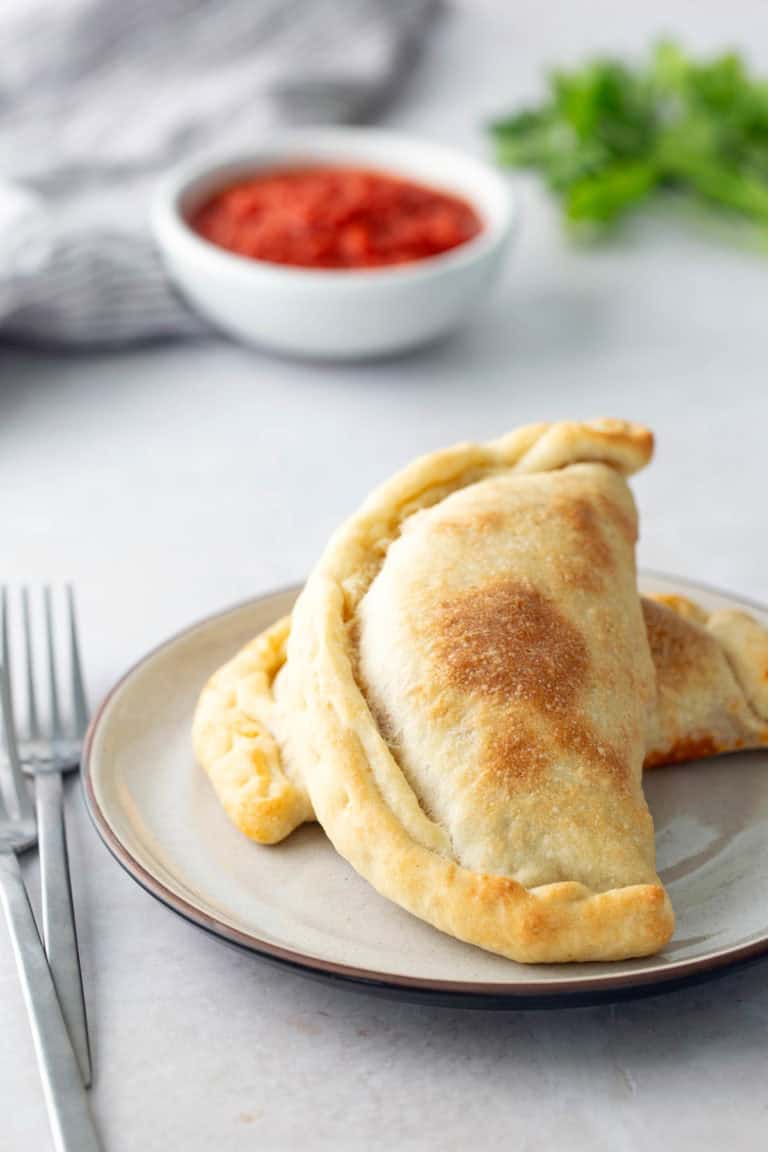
2,2,768,1149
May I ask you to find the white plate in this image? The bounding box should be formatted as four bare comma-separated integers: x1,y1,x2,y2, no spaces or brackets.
84,574,768,1007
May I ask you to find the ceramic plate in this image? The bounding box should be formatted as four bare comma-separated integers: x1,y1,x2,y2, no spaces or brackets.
84,574,768,1007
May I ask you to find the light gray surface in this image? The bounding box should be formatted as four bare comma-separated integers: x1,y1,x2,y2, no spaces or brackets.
2,2,768,1149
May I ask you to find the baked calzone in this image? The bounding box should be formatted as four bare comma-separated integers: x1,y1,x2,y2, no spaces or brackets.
193,421,767,962
194,595,768,846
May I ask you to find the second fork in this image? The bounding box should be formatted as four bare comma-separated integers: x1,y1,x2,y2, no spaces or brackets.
2,586,92,1086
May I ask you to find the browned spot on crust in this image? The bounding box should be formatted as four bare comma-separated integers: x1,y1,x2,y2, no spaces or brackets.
642,597,711,679
588,420,654,464
650,594,707,624
560,720,631,787
482,717,550,785
556,496,613,571
644,735,722,769
483,710,629,791
433,506,506,535
516,904,550,945
596,494,637,546
432,579,589,713
547,491,624,594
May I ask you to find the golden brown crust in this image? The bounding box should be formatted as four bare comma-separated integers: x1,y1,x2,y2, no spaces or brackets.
707,609,768,722
191,617,313,843
644,734,724,769
295,659,671,963
197,593,768,838
644,597,706,679
429,579,589,709
643,596,768,767
650,593,708,625
274,420,673,962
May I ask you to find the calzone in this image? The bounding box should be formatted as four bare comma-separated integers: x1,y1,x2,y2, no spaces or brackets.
194,596,768,847
643,595,768,766
193,422,767,962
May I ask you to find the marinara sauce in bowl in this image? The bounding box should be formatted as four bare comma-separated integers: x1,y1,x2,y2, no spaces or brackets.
153,130,516,359
189,167,484,270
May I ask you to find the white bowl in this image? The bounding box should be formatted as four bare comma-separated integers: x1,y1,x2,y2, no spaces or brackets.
152,129,517,360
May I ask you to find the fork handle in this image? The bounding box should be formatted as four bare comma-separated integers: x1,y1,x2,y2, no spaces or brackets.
0,852,101,1152
37,771,92,1086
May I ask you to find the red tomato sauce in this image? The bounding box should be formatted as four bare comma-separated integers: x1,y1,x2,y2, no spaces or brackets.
189,167,484,269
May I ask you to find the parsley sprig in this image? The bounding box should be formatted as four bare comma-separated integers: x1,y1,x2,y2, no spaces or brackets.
490,42,768,230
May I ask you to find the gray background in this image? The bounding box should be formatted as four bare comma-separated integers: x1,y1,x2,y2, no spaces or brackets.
2,2,767,1148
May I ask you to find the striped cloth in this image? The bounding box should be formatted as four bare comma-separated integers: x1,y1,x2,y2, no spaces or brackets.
0,0,439,346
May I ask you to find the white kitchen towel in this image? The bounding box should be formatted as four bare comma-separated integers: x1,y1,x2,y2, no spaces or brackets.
0,0,440,345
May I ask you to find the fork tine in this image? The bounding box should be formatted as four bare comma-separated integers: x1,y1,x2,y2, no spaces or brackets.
1,586,8,673
22,587,41,741
0,592,35,823
44,586,64,743
0,668,10,823
66,586,89,739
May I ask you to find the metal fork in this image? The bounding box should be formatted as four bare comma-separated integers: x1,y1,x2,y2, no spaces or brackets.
0,660,100,1151
2,586,92,1086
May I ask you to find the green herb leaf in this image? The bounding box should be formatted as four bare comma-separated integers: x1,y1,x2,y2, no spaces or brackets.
565,161,659,223
490,42,768,237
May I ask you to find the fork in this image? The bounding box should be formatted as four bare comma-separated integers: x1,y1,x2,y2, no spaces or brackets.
0,660,100,1151
2,586,92,1086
